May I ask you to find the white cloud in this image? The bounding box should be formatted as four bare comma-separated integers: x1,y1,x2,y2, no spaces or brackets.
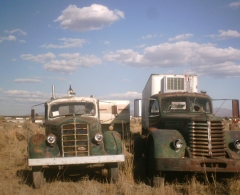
35,76,66,81
43,60,77,73
20,52,56,63
122,78,130,82
109,91,141,99
168,34,193,41
54,4,124,32
104,49,143,65
41,38,86,48
208,30,240,39
0,35,17,42
136,44,146,48
103,41,240,77
43,53,102,73
3,90,50,103
104,41,110,45
14,78,43,83
5,29,27,36
20,52,101,73
141,34,159,39
192,61,240,77
228,1,240,8
100,91,141,100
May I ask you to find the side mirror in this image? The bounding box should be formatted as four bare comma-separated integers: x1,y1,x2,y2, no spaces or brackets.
31,109,35,123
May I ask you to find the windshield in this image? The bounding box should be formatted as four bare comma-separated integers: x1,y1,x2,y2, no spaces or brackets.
161,96,212,113
49,102,95,117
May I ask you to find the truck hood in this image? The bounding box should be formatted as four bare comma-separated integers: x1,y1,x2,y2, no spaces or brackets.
159,113,223,134
161,112,222,122
45,115,98,126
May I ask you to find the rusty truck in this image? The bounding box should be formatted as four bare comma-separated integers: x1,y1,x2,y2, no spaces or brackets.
134,74,240,186
28,86,130,188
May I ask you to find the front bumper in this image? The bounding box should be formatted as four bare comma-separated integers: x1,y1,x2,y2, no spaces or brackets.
155,158,240,173
29,154,125,166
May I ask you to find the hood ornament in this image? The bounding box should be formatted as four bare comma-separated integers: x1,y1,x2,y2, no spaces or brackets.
68,85,76,96
73,113,76,123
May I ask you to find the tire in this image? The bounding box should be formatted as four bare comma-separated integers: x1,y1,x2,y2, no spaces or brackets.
146,141,155,184
134,135,144,162
145,139,164,187
32,167,45,188
108,163,119,183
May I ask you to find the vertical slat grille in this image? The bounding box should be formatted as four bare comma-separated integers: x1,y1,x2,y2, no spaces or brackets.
62,123,89,157
188,121,225,158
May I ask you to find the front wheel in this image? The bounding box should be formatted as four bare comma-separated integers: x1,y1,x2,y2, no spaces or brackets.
32,167,45,188
108,163,119,183
145,139,165,187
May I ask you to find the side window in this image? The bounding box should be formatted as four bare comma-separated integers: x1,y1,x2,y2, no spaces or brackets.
149,99,160,115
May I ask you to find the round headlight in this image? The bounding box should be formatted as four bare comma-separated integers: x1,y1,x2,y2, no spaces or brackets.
173,139,183,149
234,140,240,150
47,134,56,145
94,133,103,142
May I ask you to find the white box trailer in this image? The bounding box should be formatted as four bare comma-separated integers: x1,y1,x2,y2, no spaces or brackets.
142,74,198,129
99,100,130,137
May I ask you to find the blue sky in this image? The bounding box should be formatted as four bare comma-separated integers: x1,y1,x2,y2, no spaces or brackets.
1,0,240,115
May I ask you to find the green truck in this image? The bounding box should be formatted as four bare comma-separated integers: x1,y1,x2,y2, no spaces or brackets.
135,74,240,186
28,86,130,188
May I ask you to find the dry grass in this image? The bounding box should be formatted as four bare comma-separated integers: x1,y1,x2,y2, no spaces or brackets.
1,120,240,195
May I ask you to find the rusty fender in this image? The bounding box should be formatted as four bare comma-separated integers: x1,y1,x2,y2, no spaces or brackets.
149,129,186,158
103,131,122,155
28,134,60,159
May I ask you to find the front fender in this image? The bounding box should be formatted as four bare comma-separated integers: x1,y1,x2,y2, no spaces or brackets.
28,134,60,158
225,130,240,159
103,131,122,154
149,129,186,158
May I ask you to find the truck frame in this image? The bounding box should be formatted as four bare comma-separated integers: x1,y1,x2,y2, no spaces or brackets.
28,86,129,188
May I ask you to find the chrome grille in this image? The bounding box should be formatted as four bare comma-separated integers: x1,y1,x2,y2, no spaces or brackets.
61,123,89,157
188,121,225,158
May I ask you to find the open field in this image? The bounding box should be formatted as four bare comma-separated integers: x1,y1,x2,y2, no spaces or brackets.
1,120,240,195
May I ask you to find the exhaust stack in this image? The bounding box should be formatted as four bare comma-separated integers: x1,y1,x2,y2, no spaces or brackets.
52,85,55,99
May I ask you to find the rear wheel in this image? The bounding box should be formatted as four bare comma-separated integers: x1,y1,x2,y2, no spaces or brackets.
108,163,119,183
32,167,45,188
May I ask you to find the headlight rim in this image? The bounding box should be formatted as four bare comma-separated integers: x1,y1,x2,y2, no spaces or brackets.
173,138,183,149
94,133,103,143
234,139,240,150
46,133,56,145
